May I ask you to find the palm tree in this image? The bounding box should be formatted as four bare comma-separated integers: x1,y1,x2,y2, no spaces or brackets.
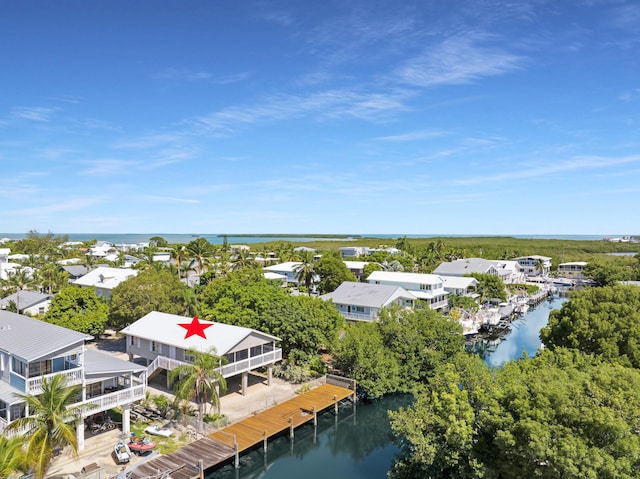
36,263,69,295
170,347,227,431
187,238,213,276
230,248,255,271
6,374,86,479
0,435,29,478
294,251,317,295
170,244,189,278
3,266,35,296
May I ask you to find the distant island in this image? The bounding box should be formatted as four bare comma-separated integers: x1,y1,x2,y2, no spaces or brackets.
217,234,363,239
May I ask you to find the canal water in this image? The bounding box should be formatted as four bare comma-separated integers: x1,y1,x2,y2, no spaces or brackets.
208,296,567,479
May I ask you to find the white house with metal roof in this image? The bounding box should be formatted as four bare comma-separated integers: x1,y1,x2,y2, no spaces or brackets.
512,255,552,276
321,282,416,322
73,266,139,298
558,261,588,279
441,276,480,297
343,261,370,280
263,262,319,287
121,311,282,396
0,291,52,315
0,310,146,450
366,271,449,311
433,258,512,283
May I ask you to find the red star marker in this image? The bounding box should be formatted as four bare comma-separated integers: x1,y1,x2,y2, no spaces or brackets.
178,316,213,339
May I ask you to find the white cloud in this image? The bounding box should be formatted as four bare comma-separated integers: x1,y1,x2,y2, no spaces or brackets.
395,33,524,87
153,68,251,84
140,195,199,204
10,107,59,122
376,129,450,142
79,159,138,176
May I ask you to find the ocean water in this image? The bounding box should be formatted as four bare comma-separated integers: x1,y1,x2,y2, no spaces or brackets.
0,232,618,245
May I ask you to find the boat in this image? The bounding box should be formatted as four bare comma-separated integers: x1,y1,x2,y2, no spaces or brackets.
128,436,157,455
145,424,174,437
114,441,131,464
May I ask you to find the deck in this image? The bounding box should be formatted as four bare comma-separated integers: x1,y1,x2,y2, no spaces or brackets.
127,381,355,479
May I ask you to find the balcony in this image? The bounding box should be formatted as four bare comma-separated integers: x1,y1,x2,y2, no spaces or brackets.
75,384,146,416
341,311,376,322
26,367,84,395
146,348,283,379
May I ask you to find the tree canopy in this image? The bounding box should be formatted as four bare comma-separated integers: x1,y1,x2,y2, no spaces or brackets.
108,268,190,329
314,255,357,293
390,349,640,479
199,270,344,361
469,273,507,303
540,284,640,368
42,286,108,335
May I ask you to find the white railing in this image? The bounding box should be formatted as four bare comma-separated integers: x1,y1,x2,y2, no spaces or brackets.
429,299,448,310
146,349,283,379
26,367,84,395
75,384,147,416
218,349,283,377
342,311,376,321
0,416,7,434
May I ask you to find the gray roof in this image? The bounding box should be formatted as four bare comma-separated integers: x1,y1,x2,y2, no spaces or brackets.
84,348,145,376
0,310,92,362
433,258,496,276
321,282,416,308
0,291,51,310
0,380,23,405
62,265,90,277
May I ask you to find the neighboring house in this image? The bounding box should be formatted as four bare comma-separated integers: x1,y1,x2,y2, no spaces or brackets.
343,261,370,281
513,255,552,276
441,276,480,297
88,241,117,258
0,248,9,263
263,271,288,286
121,311,282,396
339,246,370,258
0,310,146,450
61,265,91,282
366,271,449,311
321,282,416,322
557,261,588,279
434,258,512,283
73,266,138,298
0,291,51,315
490,260,525,284
263,262,319,286
0,263,32,282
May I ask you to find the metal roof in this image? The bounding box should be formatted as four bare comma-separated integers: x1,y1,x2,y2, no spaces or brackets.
0,310,92,362
367,270,443,284
73,266,138,290
263,262,301,273
0,291,50,309
321,282,416,308
0,380,23,405
84,349,145,376
120,311,280,356
433,258,496,276
442,275,479,289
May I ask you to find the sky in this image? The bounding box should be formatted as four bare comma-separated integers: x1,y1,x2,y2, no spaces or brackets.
1,0,639,235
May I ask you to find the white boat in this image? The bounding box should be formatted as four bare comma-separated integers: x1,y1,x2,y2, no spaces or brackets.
114,441,131,464
145,424,174,437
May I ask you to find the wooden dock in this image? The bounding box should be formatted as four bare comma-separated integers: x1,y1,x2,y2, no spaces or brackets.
127,380,355,479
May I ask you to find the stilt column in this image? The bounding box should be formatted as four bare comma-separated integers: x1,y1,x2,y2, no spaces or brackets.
122,403,131,435
242,371,248,396
267,364,273,386
76,420,85,451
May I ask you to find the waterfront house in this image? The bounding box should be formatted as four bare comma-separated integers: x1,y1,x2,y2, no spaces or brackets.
490,260,525,283
557,261,587,279
434,258,512,283
512,255,552,276
366,271,449,311
441,276,480,298
0,310,146,450
0,291,51,315
321,282,416,321
120,311,282,396
73,266,138,298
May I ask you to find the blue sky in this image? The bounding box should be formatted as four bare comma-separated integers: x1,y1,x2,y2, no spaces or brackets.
1,0,639,235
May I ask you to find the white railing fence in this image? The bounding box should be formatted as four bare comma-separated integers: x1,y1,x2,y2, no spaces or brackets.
26,367,84,395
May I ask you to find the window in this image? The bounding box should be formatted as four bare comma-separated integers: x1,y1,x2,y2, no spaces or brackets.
150,341,161,353
354,306,365,313
29,360,52,378
235,349,248,361
0,400,6,419
250,345,263,357
263,343,274,353
184,352,195,363
11,357,26,377
129,335,135,346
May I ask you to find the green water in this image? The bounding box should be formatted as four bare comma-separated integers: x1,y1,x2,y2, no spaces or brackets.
207,394,412,479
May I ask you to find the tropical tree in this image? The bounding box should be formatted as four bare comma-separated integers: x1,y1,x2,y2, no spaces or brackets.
187,238,214,275
43,286,109,335
314,256,357,294
170,244,189,279
293,252,317,294
230,247,255,271
169,347,227,430
36,263,69,294
0,435,29,478
2,266,35,294
6,374,86,479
